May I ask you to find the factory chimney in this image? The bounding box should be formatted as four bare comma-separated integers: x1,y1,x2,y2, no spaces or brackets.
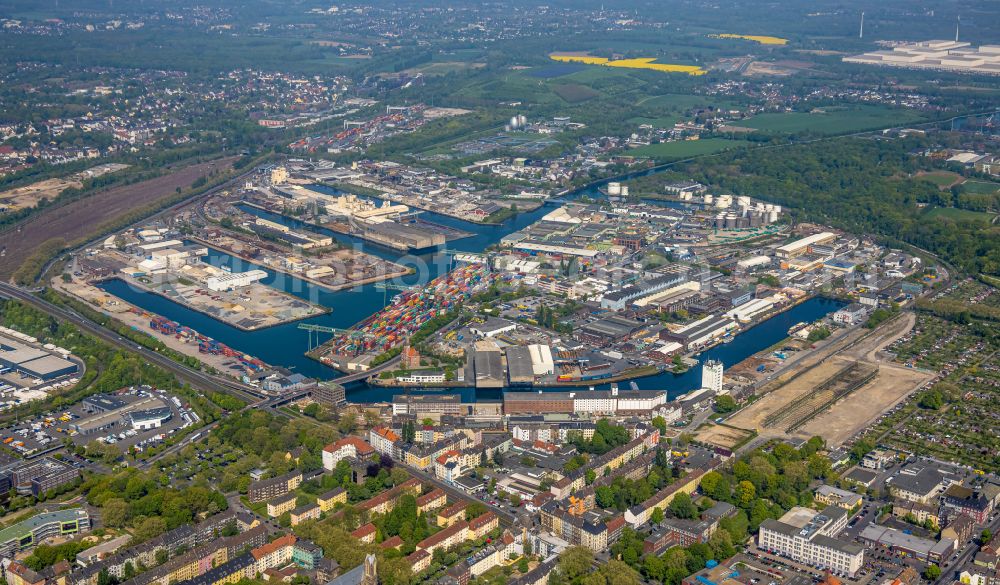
859,12,864,39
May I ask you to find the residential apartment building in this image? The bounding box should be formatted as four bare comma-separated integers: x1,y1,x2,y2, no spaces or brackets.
267,494,297,518
758,506,863,577
322,436,375,471
248,471,303,503
317,488,347,512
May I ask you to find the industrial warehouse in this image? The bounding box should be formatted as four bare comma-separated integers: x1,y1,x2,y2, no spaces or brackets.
0,330,78,382
844,40,1000,75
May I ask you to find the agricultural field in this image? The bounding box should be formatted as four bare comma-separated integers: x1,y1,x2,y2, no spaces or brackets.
731,105,924,135
708,33,789,45
549,54,706,76
409,61,485,76
551,83,601,103
628,138,750,160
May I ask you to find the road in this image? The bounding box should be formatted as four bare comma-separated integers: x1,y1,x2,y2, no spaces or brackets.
393,459,517,526
0,281,267,406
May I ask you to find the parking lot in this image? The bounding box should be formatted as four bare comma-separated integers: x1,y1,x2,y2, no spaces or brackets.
0,385,197,457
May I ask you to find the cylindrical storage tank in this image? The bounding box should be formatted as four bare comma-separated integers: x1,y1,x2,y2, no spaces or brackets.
607,182,621,195
737,196,751,208
769,211,779,223
620,185,629,197
704,194,714,205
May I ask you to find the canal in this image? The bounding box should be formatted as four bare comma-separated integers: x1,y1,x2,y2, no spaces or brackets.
97,167,845,402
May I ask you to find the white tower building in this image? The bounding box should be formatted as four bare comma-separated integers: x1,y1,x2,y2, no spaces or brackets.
701,359,724,394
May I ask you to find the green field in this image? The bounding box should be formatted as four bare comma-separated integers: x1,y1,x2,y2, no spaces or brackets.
732,106,924,135
629,138,750,160
411,61,484,76
924,207,996,224
552,83,600,103
920,171,963,188
961,180,1000,194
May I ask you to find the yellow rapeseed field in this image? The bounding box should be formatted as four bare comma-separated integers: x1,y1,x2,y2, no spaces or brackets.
549,54,706,76
708,34,789,45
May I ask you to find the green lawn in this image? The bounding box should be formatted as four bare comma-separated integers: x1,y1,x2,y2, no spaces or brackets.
961,180,1000,194
924,207,996,224
628,138,750,160
920,171,963,188
732,106,924,135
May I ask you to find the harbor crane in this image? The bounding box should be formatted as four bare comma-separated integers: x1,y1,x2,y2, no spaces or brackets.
298,323,373,350
374,281,416,307
436,248,490,273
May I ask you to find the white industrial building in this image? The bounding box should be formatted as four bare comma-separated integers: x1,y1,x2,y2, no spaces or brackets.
528,344,554,376
470,318,517,338
726,298,775,323
775,232,836,259
128,407,172,430
844,40,1000,76
205,269,268,292
736,255,772,271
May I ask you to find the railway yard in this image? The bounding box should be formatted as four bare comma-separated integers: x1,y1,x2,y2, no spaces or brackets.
715,311,937,447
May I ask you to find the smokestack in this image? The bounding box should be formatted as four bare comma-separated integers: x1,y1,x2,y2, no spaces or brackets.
955,16,960,42
860,12,864,39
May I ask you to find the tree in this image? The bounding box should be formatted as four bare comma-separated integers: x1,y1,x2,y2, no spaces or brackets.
708,529,736,560
736,480,757,508
102,498,129,528
669,492,695,519
132,516,168,542
981,529,993,545
557,546,594,582
700,471,730,501
650,507,665,525
518,557,530,573
924,565,941,580
714,395,737,413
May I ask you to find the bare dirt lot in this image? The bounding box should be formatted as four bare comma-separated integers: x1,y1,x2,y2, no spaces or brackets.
0,163,129,211
0,158,234,280
695,423,756,450
725,312,935,446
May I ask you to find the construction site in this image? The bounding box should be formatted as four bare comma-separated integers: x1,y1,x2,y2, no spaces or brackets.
701,312,936,447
